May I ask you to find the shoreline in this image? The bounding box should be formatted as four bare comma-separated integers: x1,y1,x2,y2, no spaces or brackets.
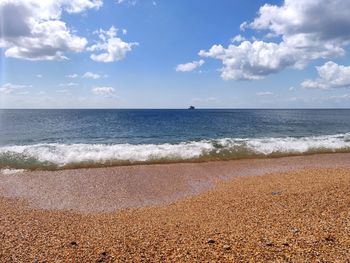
1,153,350,213
0,156,350,260
2,131,350,171
4,149,350,172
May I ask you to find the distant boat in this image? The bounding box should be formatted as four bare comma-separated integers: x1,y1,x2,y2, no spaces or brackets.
188,106,195,110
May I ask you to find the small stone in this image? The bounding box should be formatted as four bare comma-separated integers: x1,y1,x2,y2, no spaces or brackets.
272,191,282,196
70,241,78,247
207,239,215,244
282,242,289,247
325,235,336,242
265,240,273,246
100,251,108,256
223,245,231,250
291,228,300,234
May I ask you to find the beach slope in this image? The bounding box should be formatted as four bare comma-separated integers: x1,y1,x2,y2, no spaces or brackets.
1,155,350,261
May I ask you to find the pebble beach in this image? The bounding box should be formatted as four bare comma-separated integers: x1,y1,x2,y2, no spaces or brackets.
1,154,350,262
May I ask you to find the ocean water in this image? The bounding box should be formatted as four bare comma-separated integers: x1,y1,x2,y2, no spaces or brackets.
1,109,350,170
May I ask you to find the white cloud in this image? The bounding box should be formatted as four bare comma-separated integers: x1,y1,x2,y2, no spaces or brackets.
0,83,31,94
231,34,246,43
289,86,295,91
0,0,102,60
247,0,350,43
36,74,43,78
59,82,79,87
329,94,350,100
301,61,350,90
256,91,274,96
199,41,307,80
176,59,205,72
116,0,137,6
66,74,78,78
198,0,350,80
92,86,115,97
88,26,138,62
117,0,155,7
83,72,101,79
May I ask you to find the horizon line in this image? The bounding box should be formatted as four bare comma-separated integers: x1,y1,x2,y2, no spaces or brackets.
1,108,350,110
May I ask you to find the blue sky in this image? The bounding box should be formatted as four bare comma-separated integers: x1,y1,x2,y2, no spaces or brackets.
1,0,350,108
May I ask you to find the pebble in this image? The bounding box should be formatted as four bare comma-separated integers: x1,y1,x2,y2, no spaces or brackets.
70,241,78,247
265,240,273,246
325,235,336,242
223,245,231,250
1,166,350,262
271,191,282,196
291,228,300,234
207,239,215,244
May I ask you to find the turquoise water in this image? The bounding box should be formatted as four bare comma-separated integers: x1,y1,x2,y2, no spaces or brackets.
1,109,350,170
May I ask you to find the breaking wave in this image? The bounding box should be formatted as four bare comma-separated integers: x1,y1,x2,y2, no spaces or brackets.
1,133,350,170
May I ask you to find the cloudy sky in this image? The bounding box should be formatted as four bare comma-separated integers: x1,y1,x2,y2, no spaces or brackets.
1,0,350,108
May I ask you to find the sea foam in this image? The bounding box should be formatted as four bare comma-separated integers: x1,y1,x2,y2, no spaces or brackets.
0,133,350,170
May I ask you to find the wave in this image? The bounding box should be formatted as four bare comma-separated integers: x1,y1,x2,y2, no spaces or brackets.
1,133,350,170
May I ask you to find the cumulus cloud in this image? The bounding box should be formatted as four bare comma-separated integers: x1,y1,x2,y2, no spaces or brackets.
92,86,115,97
0,83,31,94
116,0,137,6
59,82,78,87
176,59,205,72
198,0,350,80
199,41,309,80
83,72,101,79
301,61,350,90
231,34,246,43
88,26,138,62
66,74,78,78
0,0,102,60
247,0,350,43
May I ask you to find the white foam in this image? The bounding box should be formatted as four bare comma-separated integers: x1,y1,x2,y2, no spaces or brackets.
216,133,350,155
0,141,215,166
1,133,350,167
246,134,349,155
0,169,25,175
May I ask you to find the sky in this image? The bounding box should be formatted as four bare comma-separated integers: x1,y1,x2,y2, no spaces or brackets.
1,0,350,109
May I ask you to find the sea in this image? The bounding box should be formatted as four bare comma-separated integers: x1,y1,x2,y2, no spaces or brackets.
1,109,350,170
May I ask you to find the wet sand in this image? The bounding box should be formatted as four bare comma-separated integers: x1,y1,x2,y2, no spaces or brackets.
1,153,350,261
1,153,350,212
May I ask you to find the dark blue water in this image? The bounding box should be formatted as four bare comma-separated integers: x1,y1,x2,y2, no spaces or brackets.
1,109,350,170
1,109,350,145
